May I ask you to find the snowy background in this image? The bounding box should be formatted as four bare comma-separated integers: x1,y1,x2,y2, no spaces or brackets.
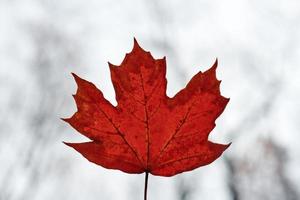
1,0,300,199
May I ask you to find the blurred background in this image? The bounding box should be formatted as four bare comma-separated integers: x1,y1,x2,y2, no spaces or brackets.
1,0,300,199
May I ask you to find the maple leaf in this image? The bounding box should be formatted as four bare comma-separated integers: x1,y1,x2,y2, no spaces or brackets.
63,39,230,177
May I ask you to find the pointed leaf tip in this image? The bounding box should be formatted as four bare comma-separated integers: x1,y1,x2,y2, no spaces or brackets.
227,142,232,147
203,58,219,81
211,58,218,70
61,117,70,123
71,72,81,83
71,72,77,78
63,141,73,147
214,58,218,66
132,38,144,52
108,61,118,68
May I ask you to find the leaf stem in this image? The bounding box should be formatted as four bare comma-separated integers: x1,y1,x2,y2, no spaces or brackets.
144,172,149,200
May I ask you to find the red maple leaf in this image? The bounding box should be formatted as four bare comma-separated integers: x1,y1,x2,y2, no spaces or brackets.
63,39,230,177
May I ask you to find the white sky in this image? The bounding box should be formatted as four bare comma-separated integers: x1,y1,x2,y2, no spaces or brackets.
1,0,300,199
